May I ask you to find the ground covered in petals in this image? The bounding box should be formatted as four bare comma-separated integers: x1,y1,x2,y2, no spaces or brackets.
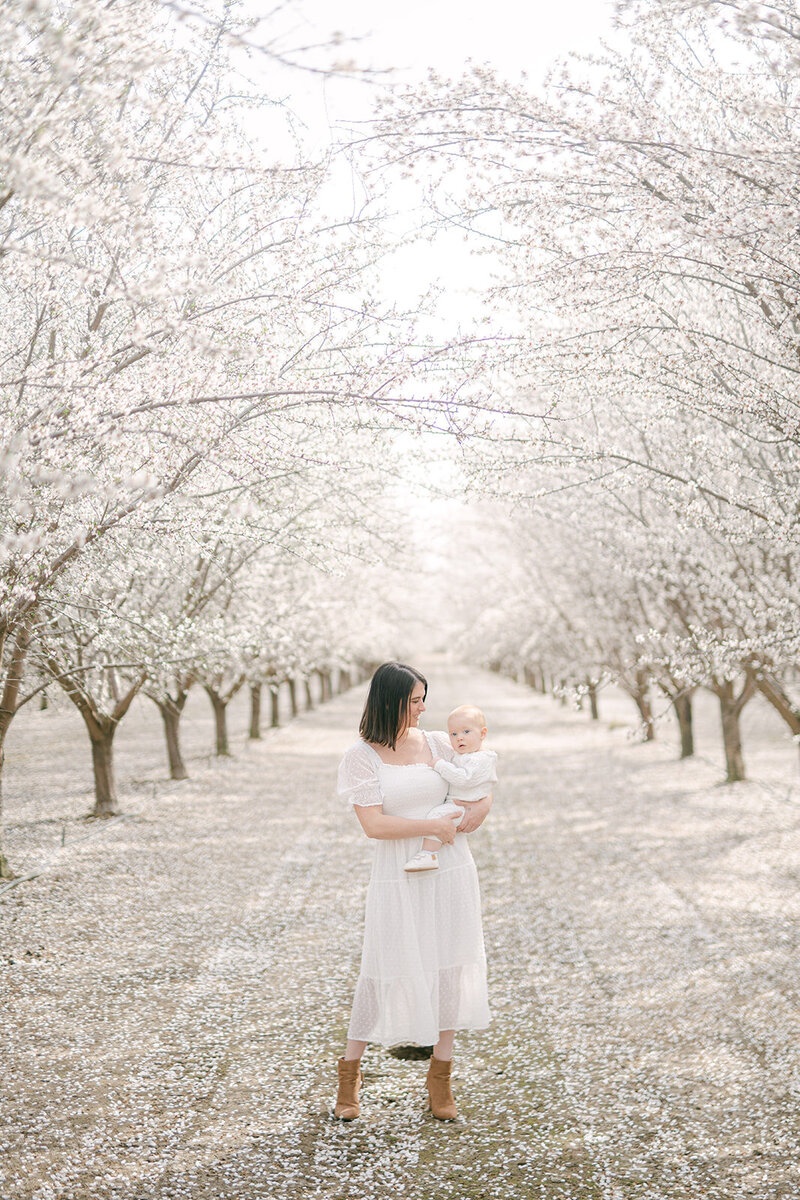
2,663,800,1200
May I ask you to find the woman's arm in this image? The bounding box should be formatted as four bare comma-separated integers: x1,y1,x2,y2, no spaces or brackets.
456,792,493,834
354,806,461,843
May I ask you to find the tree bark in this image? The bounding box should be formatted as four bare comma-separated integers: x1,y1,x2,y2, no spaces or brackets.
525,665,543,693
287,677,299,717
0,619,34,873
633,691,655,741
49,666,144,815
0,616,34,877
318,669,332,702
713,677,755,783
587,680,599,721
750,671,800,770
339,669,351,693
88,721,119,816
249,683,262,740
626,670,655,741
158,701,189,779
144,684,191,780
719,689,745,782
304,677,314,711
0,743,11,879
270,686,280,728
673,693,694,759
205,687,231,757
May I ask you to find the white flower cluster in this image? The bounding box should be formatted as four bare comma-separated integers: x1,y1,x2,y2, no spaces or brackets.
375,1,800,785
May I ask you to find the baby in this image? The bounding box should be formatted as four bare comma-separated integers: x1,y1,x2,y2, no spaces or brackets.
404,704,498,873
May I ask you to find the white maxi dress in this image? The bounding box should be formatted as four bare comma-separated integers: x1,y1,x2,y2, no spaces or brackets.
338,730,491,1047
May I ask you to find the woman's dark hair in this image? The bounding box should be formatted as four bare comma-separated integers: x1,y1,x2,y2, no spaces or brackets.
359,661,428,749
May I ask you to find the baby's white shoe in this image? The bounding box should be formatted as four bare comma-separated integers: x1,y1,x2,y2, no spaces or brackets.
404,850,439,873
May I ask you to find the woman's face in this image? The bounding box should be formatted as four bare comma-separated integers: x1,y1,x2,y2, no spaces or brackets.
406,682,427,729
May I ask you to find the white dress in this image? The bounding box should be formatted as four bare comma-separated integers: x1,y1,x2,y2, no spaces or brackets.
338,730,491,1047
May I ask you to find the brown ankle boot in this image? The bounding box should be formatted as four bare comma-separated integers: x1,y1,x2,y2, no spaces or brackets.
426,1056,457,1120
334,1057,361,1119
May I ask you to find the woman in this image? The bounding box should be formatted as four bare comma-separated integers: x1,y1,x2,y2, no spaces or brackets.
335,661,492,1121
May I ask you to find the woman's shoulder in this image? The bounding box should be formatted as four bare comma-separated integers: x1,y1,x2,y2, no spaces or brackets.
424,729,455,759
340,739,381,768
424,728,450,744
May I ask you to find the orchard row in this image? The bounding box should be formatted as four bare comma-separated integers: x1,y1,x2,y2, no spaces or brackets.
0,2,413,878
394,3,800,779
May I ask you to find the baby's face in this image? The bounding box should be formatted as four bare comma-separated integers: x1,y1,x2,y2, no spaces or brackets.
447,715,486,755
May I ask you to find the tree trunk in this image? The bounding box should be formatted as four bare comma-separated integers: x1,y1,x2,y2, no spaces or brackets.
673,693,694,759
318,669,332,702
287,677,299,718
0,616,35,877
205,687,231,757
159,701,189,779
270,687,280,728
339,669,351,693
249,683,262,740
587,681,599,721
0,741,11,879
630,671,655,741
525,666,543,692
750,671,800,771
49,665,143,817
304,678,314,710
88,722,119,816
714,677,754,783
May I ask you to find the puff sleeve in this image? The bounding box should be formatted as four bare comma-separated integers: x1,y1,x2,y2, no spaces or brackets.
337,741,384,808
426,730,456,762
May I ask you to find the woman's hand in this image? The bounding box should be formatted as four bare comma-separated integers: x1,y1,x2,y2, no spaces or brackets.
457,793,492,833
355,806,462,843
428,812,461,845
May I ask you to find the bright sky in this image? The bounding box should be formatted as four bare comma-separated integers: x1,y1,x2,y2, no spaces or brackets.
293,0,617,89
237,1,620,319
246,2,622,631
266,0,617,317
271,0,618,147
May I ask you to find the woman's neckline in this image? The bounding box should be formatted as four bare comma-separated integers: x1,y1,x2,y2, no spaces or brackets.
363,730,435,768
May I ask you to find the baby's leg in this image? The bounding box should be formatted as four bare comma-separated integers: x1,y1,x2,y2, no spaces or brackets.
405,803,465,873
421,801,465,852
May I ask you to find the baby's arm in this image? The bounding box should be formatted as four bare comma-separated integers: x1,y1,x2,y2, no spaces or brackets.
432,753,496,789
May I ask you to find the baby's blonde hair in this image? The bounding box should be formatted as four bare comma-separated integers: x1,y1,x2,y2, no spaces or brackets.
447,704,486,727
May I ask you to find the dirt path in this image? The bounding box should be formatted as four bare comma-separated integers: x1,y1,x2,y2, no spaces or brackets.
3,661,800,1200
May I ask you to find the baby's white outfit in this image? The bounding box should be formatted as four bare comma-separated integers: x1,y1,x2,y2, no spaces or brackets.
433,750,498,802
404,750,498,873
